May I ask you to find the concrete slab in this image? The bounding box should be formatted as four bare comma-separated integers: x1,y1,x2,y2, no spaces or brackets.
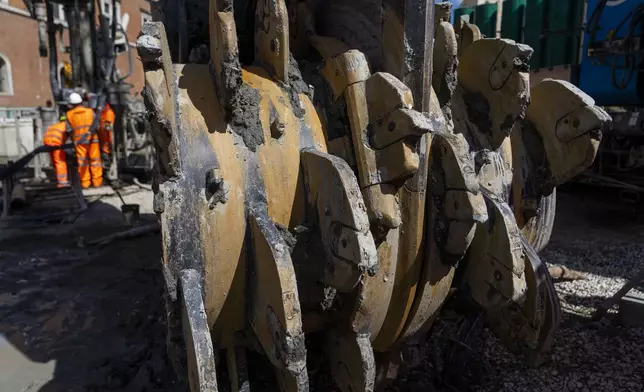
0,334,55,392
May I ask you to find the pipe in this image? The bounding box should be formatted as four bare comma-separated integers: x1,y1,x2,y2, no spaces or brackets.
117,24,133,82
10,183,26,210
89,0,99,92
65,3,83,88
99,13,114,82
79,4,94,89
111,0,117,61
45,0,61,101
35,1,48,57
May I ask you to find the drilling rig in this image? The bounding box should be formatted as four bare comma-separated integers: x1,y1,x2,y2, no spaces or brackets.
24,0,153,180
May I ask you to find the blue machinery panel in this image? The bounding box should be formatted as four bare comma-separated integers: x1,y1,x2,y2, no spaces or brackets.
579,0,644,106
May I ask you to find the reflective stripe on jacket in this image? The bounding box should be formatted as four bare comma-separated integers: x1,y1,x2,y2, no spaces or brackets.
66,106,97,144
43,121,67,146
100,104,116,131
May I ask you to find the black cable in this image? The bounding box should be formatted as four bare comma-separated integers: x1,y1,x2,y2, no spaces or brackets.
608,5,644,89
587,0,608,41
587,1,644,90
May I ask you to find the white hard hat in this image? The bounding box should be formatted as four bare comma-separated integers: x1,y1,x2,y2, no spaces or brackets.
68,92,82,105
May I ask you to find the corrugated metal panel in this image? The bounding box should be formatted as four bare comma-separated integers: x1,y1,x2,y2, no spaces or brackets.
0,107,57,167
543,0,573,67
524,0,546,68
570,0,585,65
454,6,475,24
475,3,497,38
501,0,526,42
0,118,36,166
542,0,585,67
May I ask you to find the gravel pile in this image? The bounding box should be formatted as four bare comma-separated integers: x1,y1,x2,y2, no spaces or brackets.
392,191,644,392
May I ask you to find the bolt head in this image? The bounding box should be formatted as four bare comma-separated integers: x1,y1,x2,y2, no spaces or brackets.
205,168,223,194
271,118,285,139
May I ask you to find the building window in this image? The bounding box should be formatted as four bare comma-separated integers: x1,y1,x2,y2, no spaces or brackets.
53,4,67,25
141,11,152,26
100,0,122,26
0,54,14,96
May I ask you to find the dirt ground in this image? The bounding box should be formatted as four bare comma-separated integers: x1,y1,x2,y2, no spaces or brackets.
0,186,643,391
0,188,182,392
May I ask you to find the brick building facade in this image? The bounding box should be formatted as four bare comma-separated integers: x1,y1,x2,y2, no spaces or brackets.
0,0,151,108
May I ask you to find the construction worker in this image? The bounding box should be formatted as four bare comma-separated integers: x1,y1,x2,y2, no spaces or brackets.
98,102,115,170
43,115,69,188
61,61,73,88
66,92,103,188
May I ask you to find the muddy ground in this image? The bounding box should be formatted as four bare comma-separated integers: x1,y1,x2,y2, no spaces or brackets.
0,186,643,391
0,188,182,392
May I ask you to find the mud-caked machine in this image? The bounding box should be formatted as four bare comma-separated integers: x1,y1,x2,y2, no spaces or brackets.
137,1,610,390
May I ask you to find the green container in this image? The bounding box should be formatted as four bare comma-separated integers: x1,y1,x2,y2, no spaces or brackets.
524,0,546,68
501,0,527,42
475,3,498,38
544,0,568,67
543,0,585,67
454,7,475,25
570,0,585,64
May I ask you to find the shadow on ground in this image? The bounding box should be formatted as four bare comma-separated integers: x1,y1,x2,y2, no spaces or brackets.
541,186,644,280
0,201,182,392
388,188,644,392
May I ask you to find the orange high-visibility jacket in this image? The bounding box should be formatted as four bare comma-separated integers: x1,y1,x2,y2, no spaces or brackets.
66,106,97,144
43,121,68,146
100,104,115,131
99,104,116,152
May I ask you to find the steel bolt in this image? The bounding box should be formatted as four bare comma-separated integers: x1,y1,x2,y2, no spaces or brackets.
206,168,222,193
271,118,285,139
205,168,227,208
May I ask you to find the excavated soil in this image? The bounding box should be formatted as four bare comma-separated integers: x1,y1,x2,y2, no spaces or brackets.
1,186,643,391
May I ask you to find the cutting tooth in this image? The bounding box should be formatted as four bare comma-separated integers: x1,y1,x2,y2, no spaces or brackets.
248,211,308,391
433,20,458,107
453,38,532,151
325,330,376,392
255,0,290,83
180,269,219,392
209,0,241,114
465,190,528,310
456,20,482,57
301,149,378,292
485,235,561,367
523,79,609,194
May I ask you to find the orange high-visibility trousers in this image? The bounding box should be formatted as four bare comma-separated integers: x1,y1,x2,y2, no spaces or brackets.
67,105,103,188
75,140,103,188
43,121,69,187
49,150,69,187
